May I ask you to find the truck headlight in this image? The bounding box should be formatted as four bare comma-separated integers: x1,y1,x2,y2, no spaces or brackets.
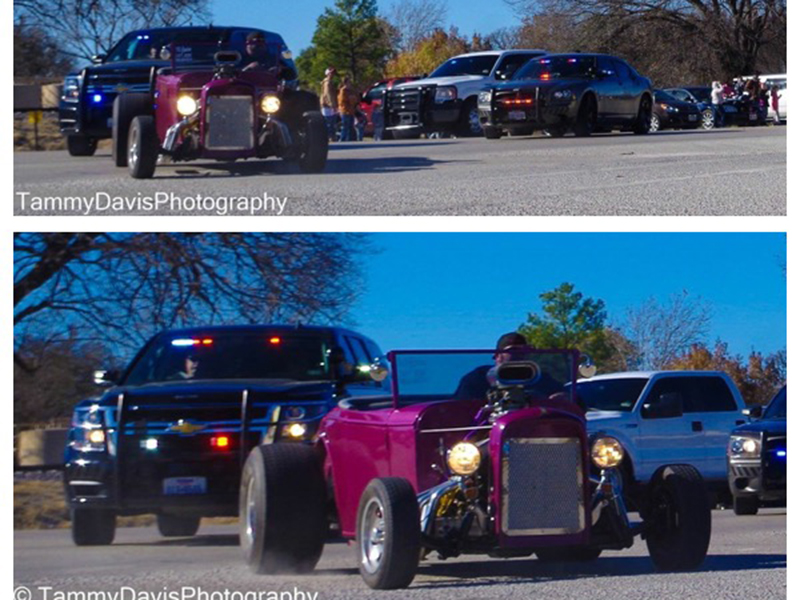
729,434,761,458
177,95,198,116
434,86,457,104
261,95,281,114
478,91,492,105
62,76,80,101
282,422,308,439
591,437,624,469
447,442,481,475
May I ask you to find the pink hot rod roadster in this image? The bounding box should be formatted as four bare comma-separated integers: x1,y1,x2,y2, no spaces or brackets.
239,347,712,589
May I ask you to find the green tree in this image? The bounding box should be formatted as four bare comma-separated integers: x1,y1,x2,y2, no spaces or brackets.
518,282,615,370
297,0,392,92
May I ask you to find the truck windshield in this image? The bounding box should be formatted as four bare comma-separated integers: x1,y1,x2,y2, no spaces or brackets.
430,55,498,77
763,387,786,419
574,378,647,412
123,332,332,385
106,30,230,62
515,56,596,81
390,349,577,404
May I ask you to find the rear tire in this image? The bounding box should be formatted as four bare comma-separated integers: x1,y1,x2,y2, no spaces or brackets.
457,98,482,137
127,115,159,179
633,95,652,135
573,95,597,137
298,111,329,173
66,135,97,156
112,92,153,167
733,495,759,516
483,125,502,140
157,514,201,537
357,478,420,589
240,444,327,574
643,465,711,571
71,508,115,546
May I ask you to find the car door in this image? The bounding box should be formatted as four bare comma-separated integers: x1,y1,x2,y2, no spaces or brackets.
594,56,624,120
613,58,640,117
636,376,707,480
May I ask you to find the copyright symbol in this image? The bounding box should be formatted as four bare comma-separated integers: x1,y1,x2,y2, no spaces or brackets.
14,587,32,600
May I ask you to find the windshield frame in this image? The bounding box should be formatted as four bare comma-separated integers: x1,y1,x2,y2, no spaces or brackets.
763,386,787,420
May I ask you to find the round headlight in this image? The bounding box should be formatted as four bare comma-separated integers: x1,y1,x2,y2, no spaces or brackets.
87,430,106,445
591,437,624,469
447,442,481,476
261,95,281,114
177,95,198,116
284,422,307,439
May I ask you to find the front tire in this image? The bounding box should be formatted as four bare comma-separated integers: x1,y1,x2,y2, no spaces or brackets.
702,109,716,130
157,514,201,537
71,508,115,546
733,495,759,516
66,135,97,156
357,478,420,589
643,465,711,571
633,96,652,135
127,115,159,179
240,444,327,574
297,111,329,173
457,98,482,137
649,114,661,133
573,95,597,137
112,93,152,167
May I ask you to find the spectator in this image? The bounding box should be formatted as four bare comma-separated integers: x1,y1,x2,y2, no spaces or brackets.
354,108,367,142
337,76,360,142
770,84,782,124
711,80,725,127
320,67,338,141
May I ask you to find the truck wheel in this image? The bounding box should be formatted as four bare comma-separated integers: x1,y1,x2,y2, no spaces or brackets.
733,496,759,516
483,125,502,140
66,135,97,156
157,514,201,537
297,111,328,173
457,98,482,137
71,508,115,546
240,444,327,574
536,546,602,562
357,478,420,589
632,96,652,135
574,95,597,137
643,465,711,571
113,92,153,167
128,116,159,179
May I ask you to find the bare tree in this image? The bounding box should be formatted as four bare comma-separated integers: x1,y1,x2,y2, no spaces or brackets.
14,233,369,370
506,0,786,79
14,0,211,61
621,291,712,370
385,0,449,52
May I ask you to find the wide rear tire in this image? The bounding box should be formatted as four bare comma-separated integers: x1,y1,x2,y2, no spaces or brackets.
643,465,711,571
127,115,159,179
112,92,152,167
240,444,327,574
71,508,115,546
157,514,201,537
357,478,420,589
298,111,329,173
66,135,97,156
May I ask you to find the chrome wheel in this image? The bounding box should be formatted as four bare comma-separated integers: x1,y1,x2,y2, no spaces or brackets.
244,476,257,549
128,136,139,169
649,114,660,133
468,107,482,135
702,109,715,130
360,497,386,575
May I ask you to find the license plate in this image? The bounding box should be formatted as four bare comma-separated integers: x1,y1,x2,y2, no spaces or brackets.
163,476,206,495
508,110,527,121
749,113,757,121
688,114,697,121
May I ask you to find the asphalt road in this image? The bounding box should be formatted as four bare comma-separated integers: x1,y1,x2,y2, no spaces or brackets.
13,126,785,216
14,509,786,600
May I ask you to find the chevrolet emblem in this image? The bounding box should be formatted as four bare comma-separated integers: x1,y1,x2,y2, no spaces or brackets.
168,420,206,435
116,84,129,92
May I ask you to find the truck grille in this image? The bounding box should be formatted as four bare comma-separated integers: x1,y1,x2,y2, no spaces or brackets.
205,95,254,149
501,437,584,535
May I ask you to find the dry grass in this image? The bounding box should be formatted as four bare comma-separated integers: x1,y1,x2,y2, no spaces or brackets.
14,112,66,152
14,479,238,530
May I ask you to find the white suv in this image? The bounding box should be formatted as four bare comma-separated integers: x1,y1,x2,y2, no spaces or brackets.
576,371,747,496
384,49,546,137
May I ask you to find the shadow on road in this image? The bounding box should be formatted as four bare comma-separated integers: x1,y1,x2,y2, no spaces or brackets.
409,553,786,589
328,141,458,150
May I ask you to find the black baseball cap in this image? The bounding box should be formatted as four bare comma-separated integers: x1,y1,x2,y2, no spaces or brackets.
495,332,527,351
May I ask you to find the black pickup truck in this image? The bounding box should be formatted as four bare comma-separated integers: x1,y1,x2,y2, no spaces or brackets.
58,26,297,156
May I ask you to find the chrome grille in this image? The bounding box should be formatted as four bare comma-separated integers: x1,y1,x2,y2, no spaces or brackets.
502,437,584,535
205,95,254,150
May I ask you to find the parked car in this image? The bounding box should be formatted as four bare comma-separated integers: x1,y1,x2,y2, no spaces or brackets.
63,325,388,546
665,86,761,127
650,90,703,132
383,50,547,138
112,39,326,178
59,26,298,157
359,77,419,138
477,53,653,139
760,74,787,121
727,385,786,515
575,371,747,505
661,87,717,130
240,347,711,589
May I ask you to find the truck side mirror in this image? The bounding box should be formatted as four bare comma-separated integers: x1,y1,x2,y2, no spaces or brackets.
745,405,763,419
93,369,119,387
91,54,106,64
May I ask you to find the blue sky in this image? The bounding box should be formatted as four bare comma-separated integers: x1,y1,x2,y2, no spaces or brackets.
349,233,786,356
211,0,518,55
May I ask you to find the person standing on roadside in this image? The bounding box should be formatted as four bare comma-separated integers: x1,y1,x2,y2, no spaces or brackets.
320,67,338,142
770,84,782,125
337,76,360,142
711,80,725,127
